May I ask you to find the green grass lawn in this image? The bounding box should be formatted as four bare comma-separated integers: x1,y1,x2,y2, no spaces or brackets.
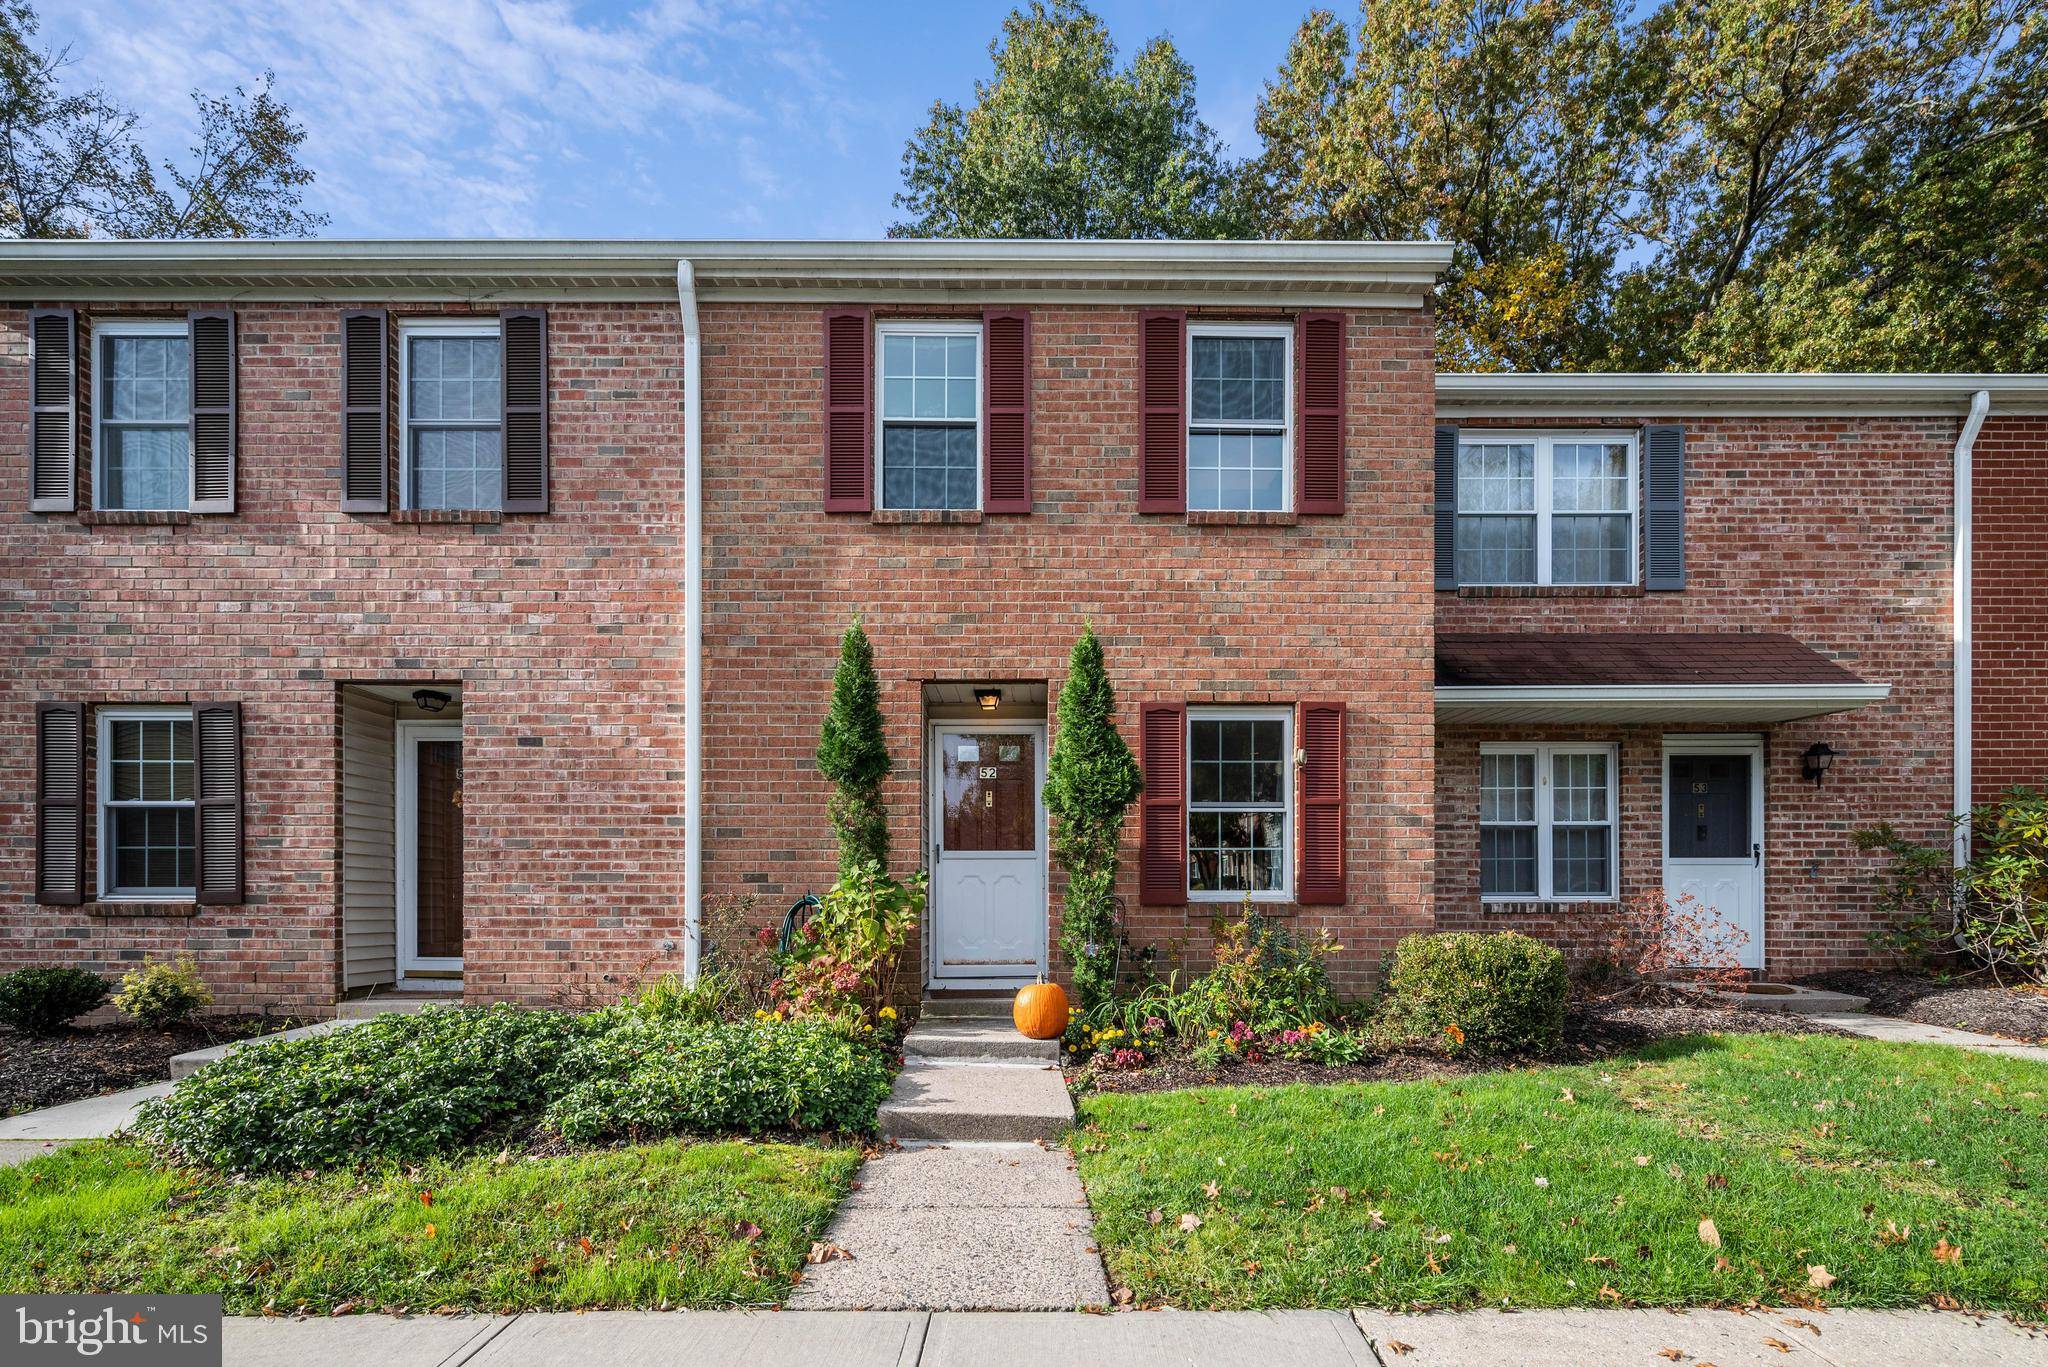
0,1138,860,1313
1074,1033,2048,1312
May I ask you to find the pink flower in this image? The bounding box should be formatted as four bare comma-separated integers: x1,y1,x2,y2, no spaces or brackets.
1144,1016,1165,1034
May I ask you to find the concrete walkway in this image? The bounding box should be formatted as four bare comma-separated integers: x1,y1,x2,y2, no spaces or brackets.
0,1080,165,1166
1813,1012,2048,1062
790,999,1109,1310
216,1309,2048,1366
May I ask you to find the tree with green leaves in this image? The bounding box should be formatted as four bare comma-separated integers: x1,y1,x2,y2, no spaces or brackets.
1043,624,1143,1009
815,619,892,878
1,0,324,239
891,0,1242,239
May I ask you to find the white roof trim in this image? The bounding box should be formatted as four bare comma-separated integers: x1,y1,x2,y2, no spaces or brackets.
0,238,1454,305
1435,681,1892,726
1437,372,2048,418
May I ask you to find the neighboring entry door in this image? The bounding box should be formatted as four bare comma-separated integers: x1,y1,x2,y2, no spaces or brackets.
1663,741,1764,969
398,723,464,976
929,725,1046,987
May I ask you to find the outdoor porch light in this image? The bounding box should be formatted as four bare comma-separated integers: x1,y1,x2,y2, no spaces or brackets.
975,688,1003,711
412,689,453,714
1801,741,1839,785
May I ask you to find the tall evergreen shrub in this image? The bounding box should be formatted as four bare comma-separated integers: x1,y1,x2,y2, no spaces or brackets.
1043,625,1143,1008
815,618,892,877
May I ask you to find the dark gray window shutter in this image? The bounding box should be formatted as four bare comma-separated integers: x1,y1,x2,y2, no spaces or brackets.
500,309,548,512
1643,424,1686,590
30,309,77,513
1434,423,1460,590
193,701,244,905
36,702,87,905
341,310,389,512
188,310,236,514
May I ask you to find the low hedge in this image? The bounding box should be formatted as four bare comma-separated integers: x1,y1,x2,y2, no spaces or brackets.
1381,931,1569,1057
0,967,110,1036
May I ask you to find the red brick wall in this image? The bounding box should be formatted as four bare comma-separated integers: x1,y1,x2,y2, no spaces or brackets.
1,303,692,1011
698,303,1440,995
1971,415,2048,803
1435,415,1960,977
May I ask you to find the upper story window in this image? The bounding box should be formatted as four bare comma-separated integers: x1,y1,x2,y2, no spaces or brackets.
95,320,190,511
877,321,980,511
1456,433,1637,585
1188,323,1291,513
1188,708,1292,901
401,321,502,511
1479,743,1617,901
98,707,195,899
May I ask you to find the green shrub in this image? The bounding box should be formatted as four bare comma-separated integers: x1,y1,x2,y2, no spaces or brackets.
1381,932,1568,1057
1187,904,1340,1032
0,967,110,1036
544,1015,894,1142
1043,624,1143,1009
621,970,738,1025
815,617,892,878
112,956,213,1028
134,1005,581,1173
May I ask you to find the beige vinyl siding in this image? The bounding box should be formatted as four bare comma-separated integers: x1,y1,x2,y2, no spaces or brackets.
341,689,398,989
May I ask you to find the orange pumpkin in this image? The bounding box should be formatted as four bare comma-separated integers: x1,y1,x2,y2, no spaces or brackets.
1013,980,1069,1040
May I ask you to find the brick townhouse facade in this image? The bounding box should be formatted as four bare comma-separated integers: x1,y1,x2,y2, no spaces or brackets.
3,240,2044,1012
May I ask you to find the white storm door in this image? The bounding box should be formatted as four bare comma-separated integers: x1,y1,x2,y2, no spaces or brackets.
929,725,1046,987
1662,739,1765,970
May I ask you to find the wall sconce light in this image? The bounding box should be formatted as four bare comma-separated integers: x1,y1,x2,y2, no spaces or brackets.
412,689,453,714
974,688,1003,712
1801,741,1838,785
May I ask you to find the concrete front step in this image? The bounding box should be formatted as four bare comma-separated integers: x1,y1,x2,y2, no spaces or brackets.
905,1019,1058,1062
879,1060,1073,1143
334,992,461,1020
919,994,1014,1020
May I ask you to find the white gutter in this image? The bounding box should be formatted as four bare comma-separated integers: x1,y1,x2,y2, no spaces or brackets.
677,261,704,982
1436,371,2048,418
1434,682,1891,725
1954,388,1991,865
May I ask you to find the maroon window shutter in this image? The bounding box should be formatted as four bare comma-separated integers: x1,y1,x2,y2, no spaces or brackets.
1295,312,1345,514
500,310,548,512
1138,701,1188,905
982,308,1031,513
822,307,872,512
30,309,77,513
1138,311,1185,513
187,310,237,513
1296,701,1346,905
36,702,87,905
341,310,389,512
192,701,244,905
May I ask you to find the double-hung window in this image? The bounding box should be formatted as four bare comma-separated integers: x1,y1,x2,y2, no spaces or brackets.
98,708,196,899
1456,433,1636,585
95,320,191,511
1187,324,1291,513
401,321,502,511
1479,744,1617,900
877,321,980,511
1188,708,1291,900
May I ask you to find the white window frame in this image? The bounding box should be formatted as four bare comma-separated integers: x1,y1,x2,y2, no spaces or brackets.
873,319,983,512
1187,706,1294,903
1478,742,1620,903
96,705,196,902
398,318,503,512
1456,431,1639,586
93,318,192,512
1186,321,1294,514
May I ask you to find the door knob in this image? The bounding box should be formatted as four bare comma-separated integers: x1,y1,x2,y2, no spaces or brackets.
1752,842,1761,867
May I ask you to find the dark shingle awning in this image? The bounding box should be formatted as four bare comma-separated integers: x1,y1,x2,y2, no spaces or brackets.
1436,632,1890,725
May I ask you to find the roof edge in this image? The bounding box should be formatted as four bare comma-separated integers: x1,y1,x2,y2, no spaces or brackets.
1437,372,2048,417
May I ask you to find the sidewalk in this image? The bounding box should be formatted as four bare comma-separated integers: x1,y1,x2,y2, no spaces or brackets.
1812,1012,2048,1062
218,1308,2048,1367
0,1080,165,1166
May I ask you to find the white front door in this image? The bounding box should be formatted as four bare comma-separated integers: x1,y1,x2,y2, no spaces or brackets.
1662,737,1765,970
928,724,1046,988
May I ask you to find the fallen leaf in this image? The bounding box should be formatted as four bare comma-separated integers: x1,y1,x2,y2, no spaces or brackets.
330,1301,357,1317
1698,1218,1722,1249
1657,1351,1687,1362
1878,1220,1911,1245
1706,1173,1729,1189
734,1220,763,1242
1586,1255,1618,1268
1111,1286,1134,1306
1179,1213,1202,1232
806,1241,851,1265
1534,1176,1550,1188
1384,1342,1413,1357
577,1236,593,1255
418,1190,433,1207
1368,1209,1388,1230
1560,1088,1576,1104
1635,1155,1652,1167
1146,1209,1163,1226
1242,1260,1260,1277
422,1223,436,1240
1203,1181,1221,1200
1762,1337,1792,1354
1933,1238,1962,1265
1807,1265,1837,1289
1502,1243,1518,1255
1598,1284,1621,1302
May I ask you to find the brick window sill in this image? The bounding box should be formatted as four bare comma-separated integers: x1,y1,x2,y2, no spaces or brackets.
79,510,193,527
1453,584,1645,599
86,901,200,918
1187,510,1299,527
1478,899,1617,915
871,509,984,526
392,509,504,525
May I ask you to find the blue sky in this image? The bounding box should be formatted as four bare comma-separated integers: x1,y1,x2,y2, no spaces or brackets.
41,1,1312,239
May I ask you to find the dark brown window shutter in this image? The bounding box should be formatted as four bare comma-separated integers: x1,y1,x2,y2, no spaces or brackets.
981,308,1031,513
499,310,548,512
30,309,78,513
822,307,872,512
341,310,389,512
1138,701,1188,904
1296,701,1346,904
36,702,87,905
1295,312,1345,514
1138,310,1186,513
192,701,244,905
188,310,236,514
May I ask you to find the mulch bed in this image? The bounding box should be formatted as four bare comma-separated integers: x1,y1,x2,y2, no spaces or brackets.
1071,993,1850,1096
1798,969,2048,1044
1,1015,294,1116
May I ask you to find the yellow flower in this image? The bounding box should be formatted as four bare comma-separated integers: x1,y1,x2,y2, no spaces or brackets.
879,1006,897,1021
1207,1029,1220,1039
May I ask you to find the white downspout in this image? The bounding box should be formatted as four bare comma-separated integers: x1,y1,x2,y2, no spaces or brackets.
1953,388,1991,866
678,261,704,981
